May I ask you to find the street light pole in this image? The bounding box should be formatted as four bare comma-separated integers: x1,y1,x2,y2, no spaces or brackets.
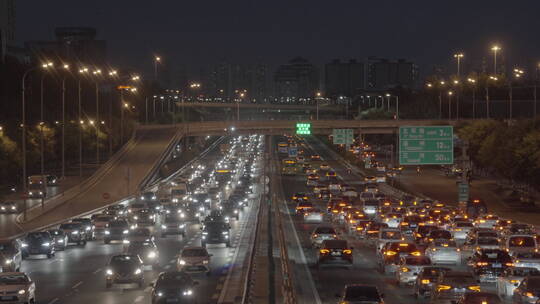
120,89,124,144
395,96,400,120
40,74,46,185
485,86,490,119
438,92,443,119
95,81,100,164
61,76,67,178
78,79,83,178
491,45,500,74
21,67,39,200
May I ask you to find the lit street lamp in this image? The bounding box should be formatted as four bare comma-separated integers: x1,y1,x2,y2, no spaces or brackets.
448,91,454,119
60,64,70,178
315,91,322,120
453,53,464,77
467,78,477,119
39,62,54,196
491,45,501,74
78,67,89,177
486,76,498,119
154,56,161,81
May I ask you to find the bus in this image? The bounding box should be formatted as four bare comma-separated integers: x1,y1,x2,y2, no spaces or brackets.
281,158,298,175
277,142,288,154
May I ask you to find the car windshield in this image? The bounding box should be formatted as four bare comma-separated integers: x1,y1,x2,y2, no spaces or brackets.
389,243,417,252
430,230,451,239
513,268,540,276
156,272,191,287
433,240,457,247
128,242,154,251
109,221,127,228
111,255,138,264
28,232,49,240
405,257,430,265
0,274,28,285
509,236,535,247
516,252,540,259
315,227,335,234
130,229,150,236
477,232,498,238
422,268,447,277
381,231,401,239
482,251,509,260
456,222,473,227
364,200,379,206
344,286,380,301
59,223,79,230
182,248,207,257
477,238,499,245
164,216,180,223
464,293,501,304
130,203,145,209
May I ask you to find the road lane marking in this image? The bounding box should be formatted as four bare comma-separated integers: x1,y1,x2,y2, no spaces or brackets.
48,298,59,304
144,287,152,293
134,295,144,302
92,268,102,274
72,281,83,289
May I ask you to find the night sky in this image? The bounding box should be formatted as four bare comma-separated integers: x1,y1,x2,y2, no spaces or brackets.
16,0,540,75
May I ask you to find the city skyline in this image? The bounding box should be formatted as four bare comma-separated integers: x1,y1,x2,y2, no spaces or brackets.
13,0,540,76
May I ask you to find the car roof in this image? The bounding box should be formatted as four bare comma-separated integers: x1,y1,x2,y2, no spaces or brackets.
322,240,348,248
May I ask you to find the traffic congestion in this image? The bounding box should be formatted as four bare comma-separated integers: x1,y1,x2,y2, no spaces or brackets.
0,135,264,304
277,134,540,304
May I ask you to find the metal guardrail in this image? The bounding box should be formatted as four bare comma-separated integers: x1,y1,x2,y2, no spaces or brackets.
241,194,265,304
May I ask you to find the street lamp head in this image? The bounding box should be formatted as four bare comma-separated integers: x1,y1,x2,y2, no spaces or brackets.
453,80,459,85
448,91,453,96
42,61,54,69
79,67,89,74
426,83,433,88
63,64,70,70
491,45,501,52
93,69,102,75
155,56,161,62
131,75,140,81
453,53,464,58
385,93,391,97
440,81,446,85
489,76,498,81
108,70,117,76
467,78,476,83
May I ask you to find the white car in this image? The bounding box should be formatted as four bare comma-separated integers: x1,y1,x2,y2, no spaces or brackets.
425,240,461,265
383,213,403,228
177,246,212,274
513,252,540,271
450,221,474,241
474,214,500,229
311,226,338,247
0,272,36,304
342,187,358,198
303,208,324,223
496,267,540,298
362,199,380,217
395,256,431,286
461,237,501,260
359,192,375,204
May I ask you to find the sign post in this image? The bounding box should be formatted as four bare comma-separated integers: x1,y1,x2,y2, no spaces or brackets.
399,126,454,165
333,129,354,150
458,182,469,202
288,146,298,158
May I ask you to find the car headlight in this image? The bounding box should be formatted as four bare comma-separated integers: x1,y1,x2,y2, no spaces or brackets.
222,231,229,235
133,216,138,220
180,213,185,218
18,289,26,295
123,240,130,244
57,239,64,243
21,243,28,248
104,230,110,235
202,232,208,235
172,198,178,203
161,225,167,229
4,259,12,265
147,251,157,259
199,207,205,211
1,207,5,210
123,230,129,234
179,224,185,229
179,259,186,265
85,227,91,231
106,269,113,275
42,242,50,247
72,230,79,235
140,196,145,200
157,291,164,297
134,268,142,275
203,260,209,264
152,196,156,200
183,289,193,296
234,210,238,214
225,217,230,221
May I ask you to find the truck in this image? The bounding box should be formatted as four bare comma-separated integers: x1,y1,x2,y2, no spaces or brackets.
171,183,188,203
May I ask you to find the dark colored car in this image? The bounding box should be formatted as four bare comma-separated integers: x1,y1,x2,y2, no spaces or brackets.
71,218,93,240
0,201,17,214
470,249,513,283
59,222,87,245
21,232,55,259
160,215,186,237
379,242,421,274
457,292,502,304
413,266,451,298
512,276,540,304
336,284,384,304
317,240,353,268
150,271,198,304
220,202,240,221
104,220,130,244
140,191,157,202
415,225,438,244
105,254,144,288
201,221,230,248
130,209,156,226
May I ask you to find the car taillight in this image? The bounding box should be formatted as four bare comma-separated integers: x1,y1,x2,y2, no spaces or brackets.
505,262,514,267
343,249,352,254
385,251,397,256
411,251,421,256
421,279,430,284
320,249,330,254
477,262,488,266
467,285,481,292
437,285,451,291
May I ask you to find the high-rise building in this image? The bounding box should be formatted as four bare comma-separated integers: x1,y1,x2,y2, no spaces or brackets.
207,62,269,101
0,0,15,63
365,57,418,90
325,59,364,98
274,57,319,100
25,27,107,65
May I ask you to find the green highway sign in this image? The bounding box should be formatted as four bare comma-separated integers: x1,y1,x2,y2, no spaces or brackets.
333,129,354,145
458,182,469,202
399,126,454,165
296,123,311,135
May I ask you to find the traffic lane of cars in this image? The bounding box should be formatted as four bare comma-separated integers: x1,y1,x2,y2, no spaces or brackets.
280,172,420,304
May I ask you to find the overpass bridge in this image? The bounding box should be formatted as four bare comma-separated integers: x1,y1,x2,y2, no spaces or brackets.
177,101,343,112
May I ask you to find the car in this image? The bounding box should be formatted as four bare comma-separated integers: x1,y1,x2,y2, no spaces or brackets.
150,271,199,304
310,226,338,247
220,202,240,221
105,254,144,288
0,202,17,214
379,242,421,274
319,163,330,170
415,224,439,244
457,292,502,304
126,227,154,243
496,267,540,298
310,154,321,161
363,199,380,217
461,237,501,260
103,220,130,244
451,221,475,240
125,240,159,269
160,214,187,237
71,218,94,240
47,229,68,251
59,222,87,246
364,176,377,183
514,252,540,271
336,284,384,304
413,266,451,299
130,209,156,226
0,240,22,272
469,249,513,283
291,192,309,202
295,201,313,215
426,240,461,265
474,214,500,229
140,191,157,202
0,272,36,304
430,271,481,304
27,185,45,199
342,187,358,198
382,213,403,228
425,229,453,244
505,235,537,256
376,228,403,253
303,208,324,223
396,256,431,286
21,232,55,259
177,247,212,275
201,221,231,248
316,240,353,269
91,214,114,238
306,174,319,187
512,276,540,304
